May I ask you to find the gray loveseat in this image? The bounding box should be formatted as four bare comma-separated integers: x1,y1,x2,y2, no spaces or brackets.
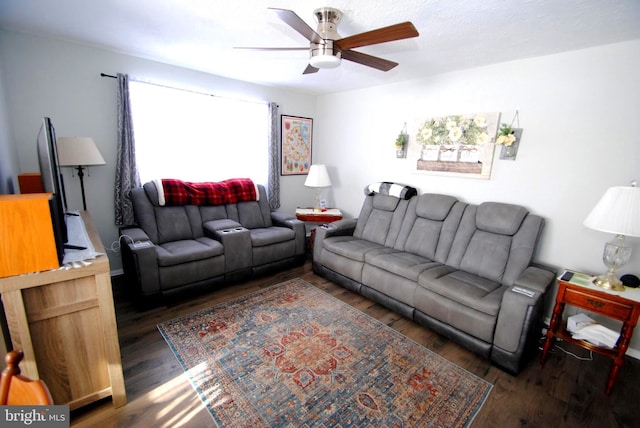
120,181,305,306
313,184,555,373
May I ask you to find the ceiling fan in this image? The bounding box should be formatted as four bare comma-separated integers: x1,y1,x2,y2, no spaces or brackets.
236,7,419,74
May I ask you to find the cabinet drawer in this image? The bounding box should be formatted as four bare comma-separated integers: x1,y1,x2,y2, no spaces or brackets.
564,287,633,320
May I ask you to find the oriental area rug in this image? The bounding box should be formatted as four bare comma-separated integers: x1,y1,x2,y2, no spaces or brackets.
157,278,492,427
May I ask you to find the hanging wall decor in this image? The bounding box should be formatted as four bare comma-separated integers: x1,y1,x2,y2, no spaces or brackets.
281,115,313,175
496,111,523,161
411,112,501,179
394,123,409,158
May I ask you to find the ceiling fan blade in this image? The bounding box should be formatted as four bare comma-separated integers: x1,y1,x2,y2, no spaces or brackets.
234,47,309,51
303,64,319,74
341,50,398,71
335,22,418,51
269,8,324,44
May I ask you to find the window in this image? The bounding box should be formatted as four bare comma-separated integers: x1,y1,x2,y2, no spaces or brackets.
129,81,268,185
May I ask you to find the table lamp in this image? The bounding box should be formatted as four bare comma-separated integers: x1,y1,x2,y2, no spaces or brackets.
57,137,106,211
304,164,332,212
583,183,640,291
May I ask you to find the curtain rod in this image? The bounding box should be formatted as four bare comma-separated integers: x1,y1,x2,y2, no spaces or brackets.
99,72,277,107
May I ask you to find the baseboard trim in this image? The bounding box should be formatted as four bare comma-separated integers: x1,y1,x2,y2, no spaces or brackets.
627,348,640,360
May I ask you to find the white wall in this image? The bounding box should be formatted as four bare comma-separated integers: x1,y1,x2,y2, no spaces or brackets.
0,58,19,194
0,30,316,272
314,39,640,355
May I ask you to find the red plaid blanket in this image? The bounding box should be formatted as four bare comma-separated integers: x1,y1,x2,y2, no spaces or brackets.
160,178,257,206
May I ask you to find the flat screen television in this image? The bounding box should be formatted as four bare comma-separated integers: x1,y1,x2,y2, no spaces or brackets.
36,117,67,264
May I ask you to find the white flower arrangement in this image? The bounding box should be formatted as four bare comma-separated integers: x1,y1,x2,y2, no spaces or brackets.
417,114,489,146
495,124,517,146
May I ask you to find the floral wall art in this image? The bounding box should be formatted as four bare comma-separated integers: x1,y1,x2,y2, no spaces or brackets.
410,112,501,179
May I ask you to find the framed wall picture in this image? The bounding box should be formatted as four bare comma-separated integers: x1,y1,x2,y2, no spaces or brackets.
281,115,313,175
411,112,501,180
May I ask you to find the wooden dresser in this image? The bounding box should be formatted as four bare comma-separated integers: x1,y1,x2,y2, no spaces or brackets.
0,211,126,409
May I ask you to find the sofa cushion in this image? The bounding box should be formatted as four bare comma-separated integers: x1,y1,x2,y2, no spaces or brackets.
415,194,457,221
199,205,230,223
323,236,386,262
460,231,513,282
352,190,411,248
356,194,403,245
365,249,442,282
237,201,271,229
418,269,505,316
476,202,528,235
372,193,401,211
250,227,295,247
144,181,161,206
156,237,224,267
155,207,195,243
361,264,420,307
413,285,501,344
404,217,446,260
395,194,463,263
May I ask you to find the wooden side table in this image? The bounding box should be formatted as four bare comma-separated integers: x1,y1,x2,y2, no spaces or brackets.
295,208,343,251
541,278,640,395
295,208,343,223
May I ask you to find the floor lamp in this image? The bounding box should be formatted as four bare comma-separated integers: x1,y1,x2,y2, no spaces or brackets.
57,137,106,211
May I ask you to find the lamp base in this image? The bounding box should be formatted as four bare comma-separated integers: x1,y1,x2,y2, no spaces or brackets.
593,273,626,292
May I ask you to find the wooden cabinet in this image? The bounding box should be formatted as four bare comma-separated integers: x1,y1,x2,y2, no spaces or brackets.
0,194,60,277
0,212,126,409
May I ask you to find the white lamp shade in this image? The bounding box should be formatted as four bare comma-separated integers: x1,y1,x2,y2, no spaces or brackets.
583,186,640,237
57,137,106,167
304,164,332,187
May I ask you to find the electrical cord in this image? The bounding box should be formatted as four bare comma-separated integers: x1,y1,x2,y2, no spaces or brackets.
110,234,135,253
538,336,594,362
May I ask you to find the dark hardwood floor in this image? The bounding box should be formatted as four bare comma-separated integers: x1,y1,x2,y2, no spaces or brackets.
71,261,640,427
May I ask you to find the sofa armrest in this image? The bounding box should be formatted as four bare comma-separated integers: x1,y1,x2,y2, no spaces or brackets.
211,227,252,272
271,211,296,224
512,265,556,294
493,266,555,356
312,218,357,264
320,218,357,236
271,212,306,256
120,226,152,244
119,228,160,300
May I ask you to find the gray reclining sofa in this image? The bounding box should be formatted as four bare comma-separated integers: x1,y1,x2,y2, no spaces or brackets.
313,183,555,374
120,181,305,306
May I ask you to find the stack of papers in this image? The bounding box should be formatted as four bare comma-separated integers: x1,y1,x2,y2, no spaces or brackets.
567,313,597,333
567,313,619,348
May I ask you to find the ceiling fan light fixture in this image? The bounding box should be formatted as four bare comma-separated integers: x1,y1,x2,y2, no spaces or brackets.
309,54,341,69
309,40,341,69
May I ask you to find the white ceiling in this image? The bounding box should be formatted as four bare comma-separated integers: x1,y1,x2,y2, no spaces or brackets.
1,0,639,95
